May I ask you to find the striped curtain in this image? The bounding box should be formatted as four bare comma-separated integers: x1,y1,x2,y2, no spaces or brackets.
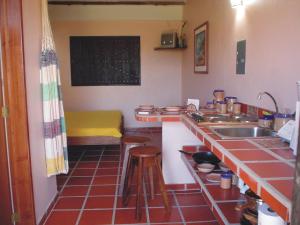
40,0,69,177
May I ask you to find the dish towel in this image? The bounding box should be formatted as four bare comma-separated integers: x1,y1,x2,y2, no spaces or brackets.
40,0,68,177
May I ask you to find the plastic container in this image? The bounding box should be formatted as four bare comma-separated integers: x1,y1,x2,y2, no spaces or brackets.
274,113,293,131
258,115,274,129
220,172,232,189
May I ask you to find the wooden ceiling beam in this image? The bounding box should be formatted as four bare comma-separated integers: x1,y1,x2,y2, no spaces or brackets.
48,1,185,5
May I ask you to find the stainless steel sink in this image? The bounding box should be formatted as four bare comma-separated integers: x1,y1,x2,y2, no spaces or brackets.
201,114,258,123
210,126,276,139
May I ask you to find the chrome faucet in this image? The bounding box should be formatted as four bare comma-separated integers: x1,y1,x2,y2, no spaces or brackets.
257,92,279,114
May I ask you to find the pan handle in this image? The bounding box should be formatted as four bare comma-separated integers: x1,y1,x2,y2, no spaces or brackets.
178,150,193,155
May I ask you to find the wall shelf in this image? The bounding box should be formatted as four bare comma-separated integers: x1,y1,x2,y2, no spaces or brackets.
154,46,187,50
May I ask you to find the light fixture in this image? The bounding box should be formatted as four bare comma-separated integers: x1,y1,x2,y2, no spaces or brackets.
231,0,243,8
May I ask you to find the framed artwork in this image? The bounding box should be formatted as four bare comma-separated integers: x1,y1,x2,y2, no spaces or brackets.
194,21,209,74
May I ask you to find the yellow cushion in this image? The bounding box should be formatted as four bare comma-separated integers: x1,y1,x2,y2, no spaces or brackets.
65,110,122,138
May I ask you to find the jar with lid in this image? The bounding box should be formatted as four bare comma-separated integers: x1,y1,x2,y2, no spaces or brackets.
258,115,274,129
213,89,225,101
220,172,232,189
274,113,293,131
225,97,237,113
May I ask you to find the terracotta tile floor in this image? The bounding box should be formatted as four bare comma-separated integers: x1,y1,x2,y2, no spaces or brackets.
44,128,219,225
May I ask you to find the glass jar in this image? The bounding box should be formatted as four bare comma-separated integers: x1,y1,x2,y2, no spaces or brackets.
213,89,225,101
258,115,274,129
225,97,237,113
220,172,232,189
274,113,293,131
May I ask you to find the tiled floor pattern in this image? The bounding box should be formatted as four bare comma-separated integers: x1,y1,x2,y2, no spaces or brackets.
44,128,219,225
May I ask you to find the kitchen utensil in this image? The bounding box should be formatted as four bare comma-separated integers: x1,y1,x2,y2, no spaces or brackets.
197,163,215,173
206,173,221,183
179,150,221,164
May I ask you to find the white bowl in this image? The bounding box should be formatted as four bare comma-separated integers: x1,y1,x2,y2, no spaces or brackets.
197,163,215,173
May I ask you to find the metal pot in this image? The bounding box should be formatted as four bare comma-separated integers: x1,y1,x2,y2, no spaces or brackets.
179,150,220,165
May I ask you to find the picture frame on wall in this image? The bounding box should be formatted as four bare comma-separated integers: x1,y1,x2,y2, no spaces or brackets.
194,21,209,74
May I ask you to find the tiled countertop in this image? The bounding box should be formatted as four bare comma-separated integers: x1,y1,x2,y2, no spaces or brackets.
135,112,296,221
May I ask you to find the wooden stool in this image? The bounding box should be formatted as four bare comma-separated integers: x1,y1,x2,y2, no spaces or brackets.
118,136,150,196
122,146,169,220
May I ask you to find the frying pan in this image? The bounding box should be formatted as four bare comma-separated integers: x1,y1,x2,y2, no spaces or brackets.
179,150,220,164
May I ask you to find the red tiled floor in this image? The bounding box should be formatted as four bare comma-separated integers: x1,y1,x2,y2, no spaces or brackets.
61,186,89,196
89,185,117,196
149,207,182,223
67,177,92,185
45,211,79,225
147,193,176,207
92,176,118,185
230,149,277,161
96,168,119,176
101,155,120,161
79,210,113,225
217,140,258,150
54,197,85,209
181,206,215,222
49,130,220,225
268,179,294,200
175,192,206,206
98,161,119,168
72,169,95,176
246,162,294,178
217,202,243,224
115,208,147,224
85,196,115,209
77,162,98,169
116,195,141,208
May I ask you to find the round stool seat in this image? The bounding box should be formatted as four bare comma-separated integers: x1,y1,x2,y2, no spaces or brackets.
122,136,151,144
130,146,160,158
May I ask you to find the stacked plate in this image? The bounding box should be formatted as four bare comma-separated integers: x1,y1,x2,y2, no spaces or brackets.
161,106,185,114
136,105,155,115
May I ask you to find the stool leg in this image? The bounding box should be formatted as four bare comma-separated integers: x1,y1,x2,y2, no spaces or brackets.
154,158,170,213
148,167,155,200
136,158,144,220
122,154,134,206
119,144,133,196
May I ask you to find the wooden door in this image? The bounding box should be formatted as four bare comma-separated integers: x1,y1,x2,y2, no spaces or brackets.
0,0,36,224
0,35,13,225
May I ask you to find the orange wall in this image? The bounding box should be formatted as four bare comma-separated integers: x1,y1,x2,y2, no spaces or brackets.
182,0,300,112
52,20,183,127
22,0,57,223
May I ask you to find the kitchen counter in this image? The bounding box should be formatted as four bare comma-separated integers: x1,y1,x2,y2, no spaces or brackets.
135,111,295,222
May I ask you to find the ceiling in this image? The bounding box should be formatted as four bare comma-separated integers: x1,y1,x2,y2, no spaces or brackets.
48,0,186,5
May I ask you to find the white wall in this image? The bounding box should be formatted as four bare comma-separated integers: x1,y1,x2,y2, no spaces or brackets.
50,6,184,128
182,0,300,113
22,0,57,223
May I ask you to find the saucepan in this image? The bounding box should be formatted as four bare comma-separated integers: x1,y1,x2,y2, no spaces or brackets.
179,150,220,164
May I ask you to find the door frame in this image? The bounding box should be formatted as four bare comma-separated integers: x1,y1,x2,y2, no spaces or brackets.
0,0,36,224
